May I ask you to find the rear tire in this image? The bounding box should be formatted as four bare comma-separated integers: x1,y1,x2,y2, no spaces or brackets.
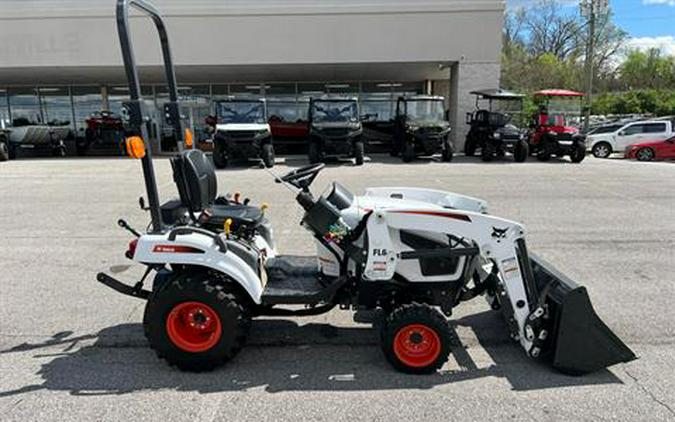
591,142,612,159
212,141,228,169
636,147,654,162
402,142,415,163
261,143,275,168
381,303,451,374
143,273,251,372
513,140,529,163
464,137,476,157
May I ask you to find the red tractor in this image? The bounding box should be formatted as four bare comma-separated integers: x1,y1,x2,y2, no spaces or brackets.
528,90,586,163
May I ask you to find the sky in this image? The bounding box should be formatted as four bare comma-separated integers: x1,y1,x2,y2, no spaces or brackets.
508,0,675,56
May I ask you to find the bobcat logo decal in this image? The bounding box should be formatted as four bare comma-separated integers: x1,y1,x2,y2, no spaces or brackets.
491,227,509,239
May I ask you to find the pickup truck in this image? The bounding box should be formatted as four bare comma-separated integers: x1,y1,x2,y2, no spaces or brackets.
587,120,673,158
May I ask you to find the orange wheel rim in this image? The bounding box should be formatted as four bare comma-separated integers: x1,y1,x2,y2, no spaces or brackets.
393,324,441,368
166,301,221,353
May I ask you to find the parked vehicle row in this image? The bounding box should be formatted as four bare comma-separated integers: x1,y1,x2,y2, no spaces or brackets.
203,95,454,168
587,118,674,161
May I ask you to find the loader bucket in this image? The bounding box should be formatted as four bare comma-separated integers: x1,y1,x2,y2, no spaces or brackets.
529,254,637,375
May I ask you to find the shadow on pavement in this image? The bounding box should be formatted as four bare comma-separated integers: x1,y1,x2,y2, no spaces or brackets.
0,311,622,397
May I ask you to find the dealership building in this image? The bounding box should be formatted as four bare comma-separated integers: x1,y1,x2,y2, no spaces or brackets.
0,0,504,151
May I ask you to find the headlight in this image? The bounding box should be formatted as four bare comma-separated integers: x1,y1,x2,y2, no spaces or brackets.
493,132,501,139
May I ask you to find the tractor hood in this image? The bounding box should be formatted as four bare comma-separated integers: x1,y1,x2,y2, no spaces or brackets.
216,123,270,132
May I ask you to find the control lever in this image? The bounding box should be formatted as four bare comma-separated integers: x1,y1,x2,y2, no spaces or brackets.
118,219,141,237
138,196,150,211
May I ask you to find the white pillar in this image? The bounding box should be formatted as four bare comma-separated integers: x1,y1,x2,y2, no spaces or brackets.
450,61,500,151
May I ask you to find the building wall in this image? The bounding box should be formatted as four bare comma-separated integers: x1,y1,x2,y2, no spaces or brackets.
0,0,503,78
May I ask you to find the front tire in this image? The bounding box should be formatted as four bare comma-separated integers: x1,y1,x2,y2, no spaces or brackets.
261,143,275,168
212,140,228,169
0,139,8,161
354,140,365,166
591,142,612,159
481,142,495,162
570,144,586,163
402,142,415,163
513,140,529,163
381,303,451,374
143,273,251,372
441,139,454,162
636,147,655,162
308,141,322,164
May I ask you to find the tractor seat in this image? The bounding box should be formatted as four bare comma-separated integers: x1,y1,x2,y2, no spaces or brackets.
171,149,264,230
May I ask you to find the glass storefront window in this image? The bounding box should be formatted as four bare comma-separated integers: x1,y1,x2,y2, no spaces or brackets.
8,87,41,125
266,83,307,122
325,82,358,96
298,83,327,101
360,82,395,121
40,87,74,129
230,83,265,98
72,86,103,137
0,89,9,128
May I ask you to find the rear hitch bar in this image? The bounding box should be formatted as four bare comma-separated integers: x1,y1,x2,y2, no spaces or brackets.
96,272,151,300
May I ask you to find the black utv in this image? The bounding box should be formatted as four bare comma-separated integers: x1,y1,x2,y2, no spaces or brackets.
393,96,453,163
308,97,364,165
210,98,275,169
465,89,529,162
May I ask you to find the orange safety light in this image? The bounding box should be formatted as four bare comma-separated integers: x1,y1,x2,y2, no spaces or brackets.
184,128,194,149
125,136,146,159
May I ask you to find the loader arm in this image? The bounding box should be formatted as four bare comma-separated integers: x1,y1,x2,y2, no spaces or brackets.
364,208,538,354
361,207,636,374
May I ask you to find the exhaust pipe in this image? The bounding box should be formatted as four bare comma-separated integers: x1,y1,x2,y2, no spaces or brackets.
530,254,637,375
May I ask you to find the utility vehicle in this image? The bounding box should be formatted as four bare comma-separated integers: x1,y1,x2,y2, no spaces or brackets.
308,97,364,165
392,96,453,163
465,89,528,162
98,0,636,376
6,118,70,159
76,110,126,156
210,98,275,169
528,90,586,163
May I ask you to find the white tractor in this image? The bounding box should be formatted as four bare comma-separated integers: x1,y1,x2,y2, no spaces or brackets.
99,0,636,375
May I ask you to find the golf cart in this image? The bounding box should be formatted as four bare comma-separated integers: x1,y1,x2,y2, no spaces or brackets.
209,98,275,169
76,110,126,156
465,89,528,162
308,97,364,165
528,90,586,163
393,96,453,163
98,0,636,376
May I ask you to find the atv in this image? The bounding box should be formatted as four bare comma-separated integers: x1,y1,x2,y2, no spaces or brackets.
465,89,529,162
528,90,587,163
307,97,364,166
76,110,126,156
392,96,453,163
209,98,275,169
99,0,636,376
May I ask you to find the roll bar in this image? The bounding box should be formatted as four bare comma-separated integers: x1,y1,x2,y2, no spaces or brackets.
116,0,184,233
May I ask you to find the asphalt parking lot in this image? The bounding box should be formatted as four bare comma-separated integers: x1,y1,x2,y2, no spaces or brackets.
1,154,674,421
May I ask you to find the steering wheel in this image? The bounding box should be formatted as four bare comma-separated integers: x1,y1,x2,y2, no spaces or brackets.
279,163,325,190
